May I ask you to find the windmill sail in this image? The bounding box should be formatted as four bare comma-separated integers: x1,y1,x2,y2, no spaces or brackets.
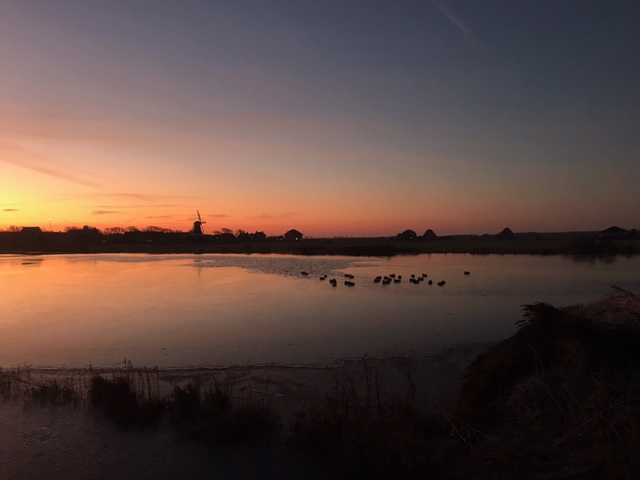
191,210,206,235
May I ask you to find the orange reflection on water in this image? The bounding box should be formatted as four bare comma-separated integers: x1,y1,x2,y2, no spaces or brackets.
1,253,639,368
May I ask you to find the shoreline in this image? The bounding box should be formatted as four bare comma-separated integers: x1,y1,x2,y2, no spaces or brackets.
1,345,487,479
2,230,639,257
1,342,493,412
0,341,495,372
3,290,640,478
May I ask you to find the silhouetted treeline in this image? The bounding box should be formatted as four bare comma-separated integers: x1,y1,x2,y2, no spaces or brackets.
1,225,638,257
0,226,309,254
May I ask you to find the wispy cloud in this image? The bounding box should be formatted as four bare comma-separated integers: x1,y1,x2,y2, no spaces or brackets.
430,1,479,48
98,193,195,202
0,109,163,145
1,157,106,188
145,215,175,219
85,203,184,210
246,212,298,220
2,208,18,212
95,193,156,202
92,210,121,215
208,214,230,218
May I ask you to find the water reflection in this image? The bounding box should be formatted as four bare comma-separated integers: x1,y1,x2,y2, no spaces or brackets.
183,254,354,278
0,253,638,369
566,253,630,265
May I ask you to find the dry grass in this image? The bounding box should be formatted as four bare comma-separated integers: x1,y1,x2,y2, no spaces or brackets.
569,286,640,325
289,288,640,478
451,288,640,479
87,362,279,443
0,365,83,406
1,360,279,445
289,358,445,478
168,378,279,445
4,290,640,478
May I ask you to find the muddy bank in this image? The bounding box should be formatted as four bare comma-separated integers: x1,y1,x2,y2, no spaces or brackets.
446,288,640,479
0,344,488,480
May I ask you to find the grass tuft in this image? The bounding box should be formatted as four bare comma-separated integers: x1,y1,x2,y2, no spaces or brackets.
89,375,164,428
170,379,278,445
289,359,441,477
1,366,81,405
27,379,80,406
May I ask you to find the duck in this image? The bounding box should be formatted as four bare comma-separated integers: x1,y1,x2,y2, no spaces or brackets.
329,278,338,287
344,280,355,287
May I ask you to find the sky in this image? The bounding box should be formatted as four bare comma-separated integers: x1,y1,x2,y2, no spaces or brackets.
1,1,638,237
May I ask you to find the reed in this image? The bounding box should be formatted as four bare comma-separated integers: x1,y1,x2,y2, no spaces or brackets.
3,289,640,477
169,378,279,445
450,288,640,478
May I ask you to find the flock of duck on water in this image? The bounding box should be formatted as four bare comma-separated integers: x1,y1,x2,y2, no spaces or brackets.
300,270,471,287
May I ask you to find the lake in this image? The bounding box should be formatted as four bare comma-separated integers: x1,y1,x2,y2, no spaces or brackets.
1,253,638,368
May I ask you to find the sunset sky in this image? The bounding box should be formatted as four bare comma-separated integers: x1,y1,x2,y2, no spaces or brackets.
1,1,638,237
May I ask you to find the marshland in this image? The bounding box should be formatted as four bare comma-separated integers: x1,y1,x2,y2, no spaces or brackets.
2,252,640,478
4,0,639,476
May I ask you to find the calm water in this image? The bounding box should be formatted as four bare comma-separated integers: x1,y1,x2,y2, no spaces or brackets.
1,253,638,368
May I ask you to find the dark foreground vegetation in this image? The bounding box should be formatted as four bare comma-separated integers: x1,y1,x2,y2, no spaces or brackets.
1,225,639,257
3,289,640,478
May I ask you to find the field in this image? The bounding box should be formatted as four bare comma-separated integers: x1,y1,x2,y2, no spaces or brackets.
1,229,639,257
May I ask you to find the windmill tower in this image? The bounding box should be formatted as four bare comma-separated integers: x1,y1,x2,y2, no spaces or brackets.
191,210,206,235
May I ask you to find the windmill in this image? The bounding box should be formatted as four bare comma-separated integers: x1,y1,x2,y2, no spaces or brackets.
191,210,206,235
